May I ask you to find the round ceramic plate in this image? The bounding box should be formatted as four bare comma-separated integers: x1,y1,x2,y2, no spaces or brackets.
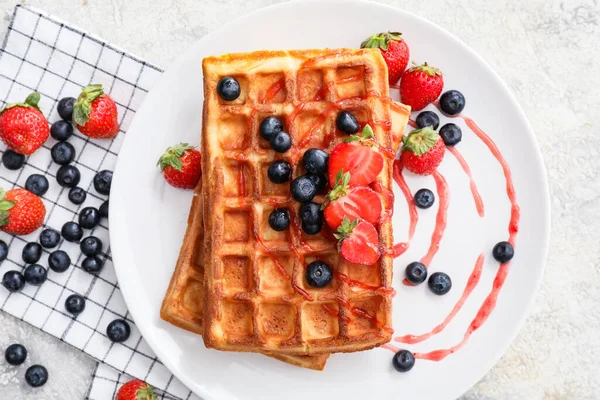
110,1,550,399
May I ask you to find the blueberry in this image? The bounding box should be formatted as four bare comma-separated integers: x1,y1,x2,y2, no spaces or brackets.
99,200,109,219
48,250,71,273
259,116,283,141
57,97,76,122
79,207,101,229
392,349,415,372
106,319,131,343
268,208,290,231
415,111,440,130
80,236,103,256
5,343,27,366
39,228,60,248
93,170,112,195
305,261,332,288
2,150,25,170
302,222,322,235
267,160,291,184
82,256,104,274
290,175,317,203
23,264,47,286
56,165,81,188
428,272,452,295
68,186,87,205
25,365,48,387
51,141,75,165
22,242,42,264
216,76,241,101
50,120,73,141
439,90,466,116
25,174,49,196
270,131,292,153
492,241,514,263
336,111,359,135
439,123,462,146
65,294,86,316
307,173,326,192
302,149,329,176
299,202,322,225
61,221,83,242
0,240,8,262
2,271,25,292
414,189,435,209
405,262,428,285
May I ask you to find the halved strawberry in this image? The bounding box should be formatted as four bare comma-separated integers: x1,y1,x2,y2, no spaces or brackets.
334,217,381,265
324,171,382,229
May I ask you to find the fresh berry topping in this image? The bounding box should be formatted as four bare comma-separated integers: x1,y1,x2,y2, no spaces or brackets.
61,221,83,242
439,90,465,116
117,379,158,400
56,165,81,187
25,365,48,387
157,143,202,190
80,236,103,256
0,92,49,155
57,97,76,122
68,186,87,205
216,76,241,101
299,201,323,226
303,148,329,176
268,208,290,231
99,200,109,219
414,188,435,209
259,116,283,141
439,123,462,146
267,160,291,184
405,261,428,285
5,344,27,366
428,272,452,295
107,319,131,343
51,141,76,165
73,84,120,139
2,270,24,292
0,240,7,261
25,174,49,196
400,127,445,175
79,207,101,229
0,188,46,235
39,228,60,248
290,175,318,203
65,294,86,316
2,150,25,170
415,111,440,130
492,241,514,263
307,173,326,193
270,131,292,153
400,63,444,111
22,242,42,264
50,120,74,141
302,222,322,235
93,170,112,195
392,349,415,372
305,261,333,288
335,111,360,135
334,217,381,265
361,32,410,85
48,250,71,273
82,256,104,274
23,264,47,285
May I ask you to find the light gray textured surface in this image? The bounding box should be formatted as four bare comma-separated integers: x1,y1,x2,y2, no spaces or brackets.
0,0,598,399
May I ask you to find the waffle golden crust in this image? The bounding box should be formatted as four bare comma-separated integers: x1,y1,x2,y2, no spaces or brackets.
201,48,403,355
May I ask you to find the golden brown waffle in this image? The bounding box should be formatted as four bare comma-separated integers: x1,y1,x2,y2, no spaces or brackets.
201,48,404,355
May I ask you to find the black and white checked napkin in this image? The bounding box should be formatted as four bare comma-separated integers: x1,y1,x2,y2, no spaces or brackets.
0,5,200,400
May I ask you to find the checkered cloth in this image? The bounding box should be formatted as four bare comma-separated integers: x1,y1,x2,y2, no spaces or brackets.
0,5,200,400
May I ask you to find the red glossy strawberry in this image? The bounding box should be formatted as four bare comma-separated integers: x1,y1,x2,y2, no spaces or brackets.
324,171,382,229
73,84,120,139
400,127,446,175
157,143,202,189
0,92,49,155
399,62,444,111
334,217,381,265
328,125,384,186
0,188,46,235
116,379,157,400
361,32,410,85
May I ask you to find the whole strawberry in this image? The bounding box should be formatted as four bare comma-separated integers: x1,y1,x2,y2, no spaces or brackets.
361,32,410,85
73,84,120,139
0,92,49,155
0,188,46,235
400,62,444,111
116,379,157,400
157,143,202,189
400,127,446,175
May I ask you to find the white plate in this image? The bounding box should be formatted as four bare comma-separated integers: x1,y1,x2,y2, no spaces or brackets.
110,1,550,399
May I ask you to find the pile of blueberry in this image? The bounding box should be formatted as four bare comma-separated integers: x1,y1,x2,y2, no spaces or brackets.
3,343,48,388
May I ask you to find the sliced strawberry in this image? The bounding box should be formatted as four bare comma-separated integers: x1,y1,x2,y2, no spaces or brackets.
334,217,381,265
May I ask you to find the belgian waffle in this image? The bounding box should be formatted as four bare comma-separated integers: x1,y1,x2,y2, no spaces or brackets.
201,48,405,355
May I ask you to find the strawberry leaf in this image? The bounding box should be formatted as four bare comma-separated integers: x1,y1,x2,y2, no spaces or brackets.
402,127,440,156
334,216,359,240
157,143,195,171
326,171,350,202
408,62,441,77
1,92,42,113
361,124,374,139
0,210,10,227
73,84,105,126
360,32,403,51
